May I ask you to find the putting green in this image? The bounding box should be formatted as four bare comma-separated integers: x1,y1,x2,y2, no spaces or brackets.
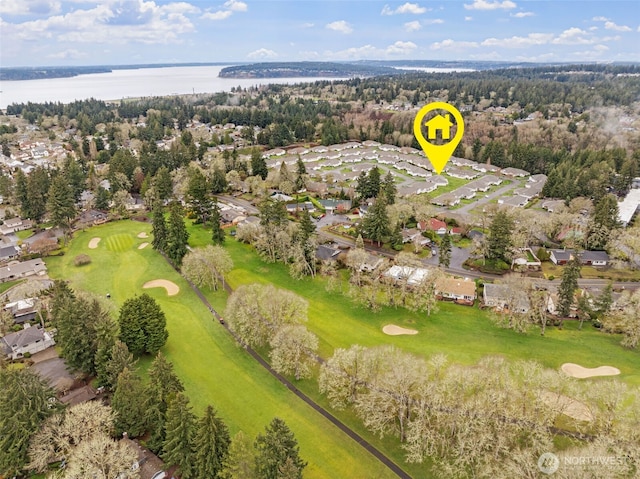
104,233,135,252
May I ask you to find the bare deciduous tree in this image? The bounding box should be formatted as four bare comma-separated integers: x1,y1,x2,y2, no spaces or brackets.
182,245,233,291
269,324,319,380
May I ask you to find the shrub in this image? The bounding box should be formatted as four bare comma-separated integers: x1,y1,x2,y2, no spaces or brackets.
74,254,91,266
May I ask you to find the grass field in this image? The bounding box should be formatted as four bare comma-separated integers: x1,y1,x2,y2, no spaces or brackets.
45,220,398,479
187,224,640,387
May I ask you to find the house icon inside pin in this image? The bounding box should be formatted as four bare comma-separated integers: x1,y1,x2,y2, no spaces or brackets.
425,114,453,140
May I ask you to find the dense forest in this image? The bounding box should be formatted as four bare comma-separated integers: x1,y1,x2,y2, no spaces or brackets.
4,64,640,200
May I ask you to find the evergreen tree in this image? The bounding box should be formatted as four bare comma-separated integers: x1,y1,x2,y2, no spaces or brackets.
193,405,231,479
186,167,211,224
254,418,306,479
104,340,137,390
47,175,76,230
219,431,256,479
440,233,452,268
112,367,146,437
144,352,185,454
487,210,514,263
355,171,369,202
153,167,173,200
251,149,268,180
26,166,50,222
558,256,581,319
162,393,196,479
93,308,117,387
15,169,30,218
95,186,110,210
295,157,307,192
151,203,168,252
382,170,396,205
390,222,403,251
62,156,86,202
0,369,58,476
367,166,381,198
118,293,168,356
211,202,225,245
595,281,614,316
165,201,190,266
586,193,620,250
211,167,228,193
361,196,390,247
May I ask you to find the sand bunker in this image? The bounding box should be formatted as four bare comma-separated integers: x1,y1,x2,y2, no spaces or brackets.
88,237,101,249
383,324,418,336
539,391,594,422
138,242,149,250
143,279,179,296
137,232,149,238
561,363,621,379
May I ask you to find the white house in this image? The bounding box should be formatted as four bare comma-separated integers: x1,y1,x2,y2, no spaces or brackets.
1,325,55,359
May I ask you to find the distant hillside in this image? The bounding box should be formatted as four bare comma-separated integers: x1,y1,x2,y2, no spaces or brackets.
218,62,400,79
0,62,238,81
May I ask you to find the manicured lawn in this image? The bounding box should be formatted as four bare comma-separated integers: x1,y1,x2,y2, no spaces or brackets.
45,220,397,479
190,228,640,387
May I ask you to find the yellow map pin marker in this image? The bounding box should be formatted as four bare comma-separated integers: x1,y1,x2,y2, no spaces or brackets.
413,102,464,174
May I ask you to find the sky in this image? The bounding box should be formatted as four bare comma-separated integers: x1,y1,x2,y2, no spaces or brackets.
1,0,639,67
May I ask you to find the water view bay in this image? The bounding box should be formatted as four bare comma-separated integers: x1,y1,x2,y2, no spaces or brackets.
0,65,338,109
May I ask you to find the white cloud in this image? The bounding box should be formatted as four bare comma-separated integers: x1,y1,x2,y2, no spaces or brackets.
301,22,314,28
326,20,353,34
326,40,417,60
5,1,197,44
431,39,479,51
381,2,427,15
572,44,609,59
464,0,516,11
203,0,247,21
604,21,631,32
464,16,473,21
404,20,421,32
202,10,232,20
511,11,534,18
224,0,247,12
551,27,593,45
424,18,444,25
0,0,61,16
47,48,87,60
247,48,277,59
482,33,553,47
386,40,417,55
592,16,631,32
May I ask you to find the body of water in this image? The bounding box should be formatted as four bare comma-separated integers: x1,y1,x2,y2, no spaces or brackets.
0,65,339,109
0,65,472,109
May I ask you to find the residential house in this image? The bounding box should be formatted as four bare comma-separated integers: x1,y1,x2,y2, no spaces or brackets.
501,167,530,177
421,218,447,235
4,298,38,324
431,192,460,207
581,250,609,266
401,228,423,244
549,249,609,267
1,325,55,359
315,244,341,262
360,253,384,272
75,209,108,228
0,245,20,262
550,249,572,265
384,265,431,286
0,217,33,236
483,283,530,313
435,276,477,305
498,195,529,208
0,258,47,283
